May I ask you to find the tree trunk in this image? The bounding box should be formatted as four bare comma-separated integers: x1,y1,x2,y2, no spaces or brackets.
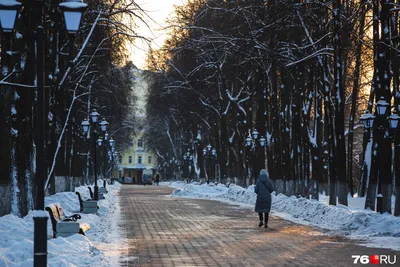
347,3,366,197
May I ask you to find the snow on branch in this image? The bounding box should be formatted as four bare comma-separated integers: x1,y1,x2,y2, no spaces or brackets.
285,48,333,67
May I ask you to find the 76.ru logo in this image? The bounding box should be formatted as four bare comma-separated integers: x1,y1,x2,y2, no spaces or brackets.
352,255,396,265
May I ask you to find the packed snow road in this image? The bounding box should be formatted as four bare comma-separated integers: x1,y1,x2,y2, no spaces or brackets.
119,184,398,267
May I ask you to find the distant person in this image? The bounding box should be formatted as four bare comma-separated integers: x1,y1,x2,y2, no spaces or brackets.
154,172,161,186
254,169,274,228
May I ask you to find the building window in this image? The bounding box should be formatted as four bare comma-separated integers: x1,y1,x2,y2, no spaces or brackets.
148,156,152,164
128,156,132,164
137,139,143,147
138,156,142,164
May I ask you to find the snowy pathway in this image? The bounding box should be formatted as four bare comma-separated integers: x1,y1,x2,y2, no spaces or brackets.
120,184,398,267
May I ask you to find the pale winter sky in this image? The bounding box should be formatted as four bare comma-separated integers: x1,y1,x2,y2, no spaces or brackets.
129,0,187,69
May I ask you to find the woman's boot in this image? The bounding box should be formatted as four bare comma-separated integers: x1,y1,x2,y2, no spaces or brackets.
264,213,269,228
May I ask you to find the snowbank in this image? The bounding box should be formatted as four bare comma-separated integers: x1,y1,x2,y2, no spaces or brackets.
163,181,400,250
0,182,126,266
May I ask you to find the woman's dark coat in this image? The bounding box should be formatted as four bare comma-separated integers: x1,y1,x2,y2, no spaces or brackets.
254,174,274,213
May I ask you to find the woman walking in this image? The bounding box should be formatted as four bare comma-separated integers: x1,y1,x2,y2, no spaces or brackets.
254,169,274,228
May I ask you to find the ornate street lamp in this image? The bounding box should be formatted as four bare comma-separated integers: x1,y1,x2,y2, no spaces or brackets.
58,0,88,34
0,0,21,33
245,131,265,184
99,117,108,132
376,97,390,116
360,110,375,130
97,137,103,146
259,136,266,147
0,0,88,265
252,129,259,140
109,137,115,148
389,110,400,130
246,136,252,147
81,119,90,133
360,101,400,214
82,109,103,201
90,109,99,123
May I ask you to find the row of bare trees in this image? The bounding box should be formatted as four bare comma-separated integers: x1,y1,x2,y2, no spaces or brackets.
0,0,143,216
143,0,400,214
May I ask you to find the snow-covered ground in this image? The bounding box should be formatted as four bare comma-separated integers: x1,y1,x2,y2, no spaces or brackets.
162,181,400,251
1,180,399,266
0,182,128,267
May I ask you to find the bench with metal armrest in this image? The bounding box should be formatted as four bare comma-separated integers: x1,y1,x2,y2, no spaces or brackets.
75,192,99,214
45,203,90,238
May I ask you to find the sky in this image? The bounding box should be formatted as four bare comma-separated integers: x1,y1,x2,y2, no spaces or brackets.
129,0,187,69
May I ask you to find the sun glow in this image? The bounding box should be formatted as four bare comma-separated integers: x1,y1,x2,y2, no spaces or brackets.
128,0,187,69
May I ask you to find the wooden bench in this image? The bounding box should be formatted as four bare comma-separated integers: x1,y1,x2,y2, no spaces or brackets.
99,187,108,194
45,203,90,238
88,186,105,200
76,192,99,213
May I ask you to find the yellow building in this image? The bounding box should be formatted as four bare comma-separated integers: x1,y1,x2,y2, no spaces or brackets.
118,131,158,184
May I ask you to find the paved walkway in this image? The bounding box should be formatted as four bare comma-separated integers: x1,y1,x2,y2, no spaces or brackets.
119,185,398,267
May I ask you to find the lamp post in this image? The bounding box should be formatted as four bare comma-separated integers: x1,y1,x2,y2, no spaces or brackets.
108,148,118,182
81,109,103,201
203,144,216,183
183,150,190,179
245,129,266,185
108,137,116,184
360,96,400,214
98,118,110,188
174,158,179,179
103,132,109,185
0,1,87,265
162,161,167,179
169,158,174,179
189,155,194,179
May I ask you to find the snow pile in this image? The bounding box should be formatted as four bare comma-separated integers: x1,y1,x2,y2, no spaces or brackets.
0,182,126,266
163,181,400,250
271,194,400,237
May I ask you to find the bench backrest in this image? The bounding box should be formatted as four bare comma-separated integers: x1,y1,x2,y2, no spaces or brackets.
45,203,63,238
56,205,66,220
76,192,84,212
88,187,94,199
